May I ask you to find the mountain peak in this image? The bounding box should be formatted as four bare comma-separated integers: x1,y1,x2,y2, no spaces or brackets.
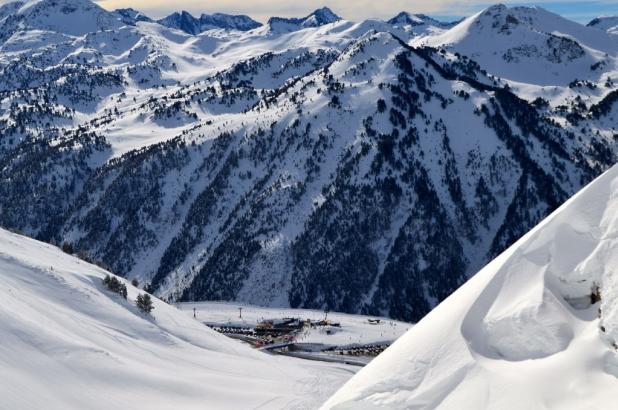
480,3,556,20
484,3,509,14
387,11,455,27
587,16,618,34
267,7,341,32
157,11,199,34
113,7,152,25
389,11,427,26
0,0,124,36
310,7,341,24
387,11,458,35
158,10,261,34
199,13,262,32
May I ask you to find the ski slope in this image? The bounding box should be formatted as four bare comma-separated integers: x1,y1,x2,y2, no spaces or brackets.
0,229,355,410
324,164,618,409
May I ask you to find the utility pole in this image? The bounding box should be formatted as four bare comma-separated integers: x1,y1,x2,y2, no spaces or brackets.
193,308,196,319
238,307,243,319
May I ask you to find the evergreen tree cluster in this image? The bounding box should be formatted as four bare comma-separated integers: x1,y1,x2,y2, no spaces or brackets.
103,275,128,299
136,293,154,314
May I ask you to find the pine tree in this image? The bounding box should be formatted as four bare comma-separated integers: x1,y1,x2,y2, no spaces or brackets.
61,242,74,254
136,293,154,314
103,275,127,299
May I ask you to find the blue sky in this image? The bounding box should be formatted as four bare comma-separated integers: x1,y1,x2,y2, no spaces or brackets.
94,0,617,24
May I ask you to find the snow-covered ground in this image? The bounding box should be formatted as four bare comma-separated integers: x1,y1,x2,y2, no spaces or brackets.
417,4,618,90
324,164,618,409
178,301,411,346
0,229,356,410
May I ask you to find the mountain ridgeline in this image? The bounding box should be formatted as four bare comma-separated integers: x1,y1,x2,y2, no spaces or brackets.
0,0,616,321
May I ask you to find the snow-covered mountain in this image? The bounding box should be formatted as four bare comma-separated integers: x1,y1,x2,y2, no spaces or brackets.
418,4,618,87
0,0,616,323
0,227,353,409
268,7,341,32
323,163,618,409
113,7,153,25
157,11,261,34
588,16,618,35
0,0,124,39
387,11,458,36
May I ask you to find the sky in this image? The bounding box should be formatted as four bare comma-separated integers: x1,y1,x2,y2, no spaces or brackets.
91,0,617,23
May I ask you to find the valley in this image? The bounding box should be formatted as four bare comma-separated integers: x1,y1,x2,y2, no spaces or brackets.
0,0,615,323
1,2,618,407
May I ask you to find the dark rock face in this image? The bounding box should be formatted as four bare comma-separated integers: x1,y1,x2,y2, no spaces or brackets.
114,8,153,25
158,11,261,34
268,7,341,31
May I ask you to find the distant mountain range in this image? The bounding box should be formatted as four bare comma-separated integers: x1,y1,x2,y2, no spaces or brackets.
0,0,616,322
266,7,341,32
157,11,262,34
152,7,452,35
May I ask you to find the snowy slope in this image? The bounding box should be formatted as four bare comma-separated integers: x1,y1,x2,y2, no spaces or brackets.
0,1,616,324
419,5,618,88
387,12,457,36
157,11,261,34
0,228,355,409
0,2,399,156
323,164,618,409
588,16,618,35
74,28,612,323
0,0,124,38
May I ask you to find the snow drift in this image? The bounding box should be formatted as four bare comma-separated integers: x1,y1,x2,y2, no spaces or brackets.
323,164,618,409
0,229,353,410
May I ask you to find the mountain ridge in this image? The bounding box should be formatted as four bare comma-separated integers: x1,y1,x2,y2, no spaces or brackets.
0,1,616,322
587,16,618,35
267,7,341,32
157,10,262,34
324,163,618,409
